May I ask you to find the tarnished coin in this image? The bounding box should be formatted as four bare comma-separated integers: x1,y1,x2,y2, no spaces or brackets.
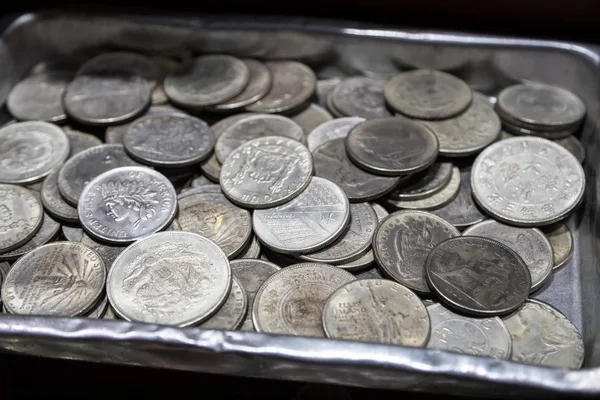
107,232,231,326
323,279,430,346
326,90,346,118
2,242,105,316
0,214,60,261
77,52,160,90
316,78,341,109
346,117,439,175
426,236,531,316
58,144,142,206
246,61,316,114
385,167,461,210
0,121,70,184
503,299,584,369
388,162,453,200
178,185,222,198
80,233,125,270
426,303,511,359
554,136,585,164
384,70,472,119
7,71,71,122
164,55,250,108
331,77,391,119
338,44,401,79
0,185,43,252
220,136,313,208
252,263,355,336
0,262,8,288
307,117,364,152
391,45,472,71
40,169,78,223
79,166,177,244
85,294,108,319
124,114,214,167
65,128,103,157
237,236,261,259
374,210,460,294
62,225,84,242
501,118,574,140
103,305,117,320
471,137,585,226
541,223,574,270
354,267,384,280
290,104,333,136
150,56,178,105
212,59,272,111
198,277,247,330
253,177,350,254
191,175,214,188
178,191,252,259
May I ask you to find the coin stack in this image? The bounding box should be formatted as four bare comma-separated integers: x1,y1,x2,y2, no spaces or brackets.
0,49,587,370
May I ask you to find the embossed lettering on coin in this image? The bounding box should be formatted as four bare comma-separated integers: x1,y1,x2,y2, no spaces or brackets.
0,185,43,252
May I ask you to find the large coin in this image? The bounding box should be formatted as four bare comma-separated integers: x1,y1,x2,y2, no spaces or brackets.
105,104,187,144
346,117,439,176
331,77,391,119
426,236,531,316
80,233,125,270
7,71,71,122
471,137,585,226
41,169,77,223
253,177,350,254
2,242,105,316
388,162,453,200
220,136,313,208
503,130,586,164
211,59,272,111
0,185,43,252
78,52,160,90
290,104,333,136
541,222,574,270
373,210,460,294
0,121,70,184
252,262,355,336
0,213,60,261
306,117,364,152
107,232,231,326
198,277,247,330
385,166,460,210
79,166,177,244
503,299,584,369
426,303,511,359
65,128,103,157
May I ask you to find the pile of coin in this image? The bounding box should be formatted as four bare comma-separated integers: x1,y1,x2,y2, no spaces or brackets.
0,50,587,369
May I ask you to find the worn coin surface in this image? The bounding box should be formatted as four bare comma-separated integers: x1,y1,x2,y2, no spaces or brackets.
43,167,79,224
307,117,365,152
346,117,439,175
7,71,71,122
331,77,391,119
386,166,461,210
426,236,531,316
354,266,384,280
471,137,585,226
0,185,43,252
198,277,247,330
384,70,472,119
79,166,177,244
77,52,160,90
2,242,105,316
85,294,108,319
290,104,333,136
220,136,313,208
65,128,103,157
554,135,585,164
0,121,70,184
252,262,355,336
80,233,125,270
62,225,84,242
316,78,341,109
374,210,460,294
253,177,350,254
107,232,231,326
501,118,574,140
0,214,60,261
541,223,574,270
426,303,512,359
388,162,453,200
323,279,430,346
212,59,272,111
237,235,261,259
503,299,584,369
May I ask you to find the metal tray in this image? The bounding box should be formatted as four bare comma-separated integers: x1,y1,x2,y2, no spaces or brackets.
0,12,598,397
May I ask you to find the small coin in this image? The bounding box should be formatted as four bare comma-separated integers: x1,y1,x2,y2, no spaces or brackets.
503,299,584,369
316,78,341,109
164,55,250,108
77,52,160,90
2,242,106,316
212,59,272,111
198,277,247,330
541,223,574,270
0,185,43,252
0,214,60,261
65,128,103,157
0,122,70,184
237,235,261,259
471,137,585,226
323,279,430,346
107,232,231,326
246,61,316,114
253,177,350,254
554,135,585,164
7,71,71,122
388,162,453,200
426,303,512,359
426,236,531,316
79,166,177,244
62,225,84,242
331,77,391,119
374,210,460,294
85,294,108,319
80,233,125,270
463,220,553,292
307,117,365,152
220,136,313,209
252,262,355,336
384,70,472,119
290,104,333,136
40,169,78,223
105,104,187,144
346,117,439,176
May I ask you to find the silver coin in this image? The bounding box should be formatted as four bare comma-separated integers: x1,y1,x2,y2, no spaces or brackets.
150,56,178,105
62,225,84,242
2,241,105,316
384,70,472,119
215,114,304,164
463,220,553,292
313,138,402,202
85,294,108,319
211,113,258,138
124,114,214,167
422,95,501,157
211,59,272,111
426,236,531,316
220,136,313,209
80,233,125,270
426,303,512,359
354,267,384,280
471,137,585,226
388,162,453,200
58,144,142,206
307,117,364,152
253,177,350,254
0,122,70,184
79,166,177,244
164,55,250,108
178,191,252,259
246,61,316,114
7,71,71,122
338,44,401,79
501,118,575,140
107,231,231,326
554,135,585,164
103,305,117,320
316,78,341,109
40,169,78,223
65,128,103,157
331,77,391,119
346,117,439,175
237,235,261,259
105,104,187,144
0,214,60,261
198,277,247,330
503,299,584,369
323,279,430,346
26,181,43,192
541,223,574,270
374,210,460,294
290,104,333,136
191,175,214,188
77,52,160,90
326,90,346,118
252,262,355,336
300,203,377,264
391,45,472,72
0,185,43,252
